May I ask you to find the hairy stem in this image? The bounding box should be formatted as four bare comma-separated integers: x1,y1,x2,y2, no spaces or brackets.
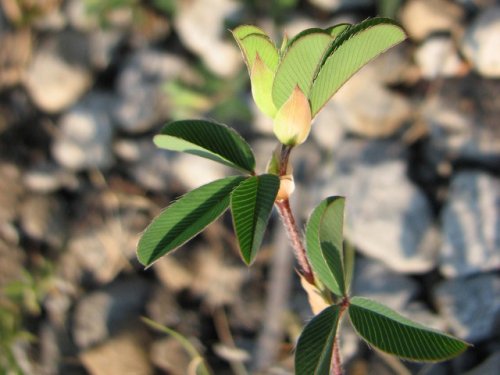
332,337,342,375
275,199,314,284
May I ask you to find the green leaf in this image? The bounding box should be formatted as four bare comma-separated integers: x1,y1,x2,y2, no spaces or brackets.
137,176,246,266
232,25,267,40
309,18,406,115
348,297,470,362
325,23,351,39
230,174,280,265
272,32,332,109
250,53,278,118
306,197,346,296
343,240,355,295
237,33,279,72
295,305,342,375
154,120,255,174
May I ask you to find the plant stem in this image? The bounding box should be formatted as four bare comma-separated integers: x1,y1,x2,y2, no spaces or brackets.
275,199,314,284
332,337,342,375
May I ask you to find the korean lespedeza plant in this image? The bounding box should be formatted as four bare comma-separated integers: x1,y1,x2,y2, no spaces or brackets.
137,18,470,374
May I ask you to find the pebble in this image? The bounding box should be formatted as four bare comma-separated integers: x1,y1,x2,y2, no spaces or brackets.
308,0,373,11
311,101,346,150
23,163,79,193
73,279,150,348
52,92,115,170
440,171,500,277
400,0,464,41
434,273,500,342
114,49,185,133
174,0,242,77
150,337,192,375
0,163,23,223
23,47,92,113
170,153,231,190
415,36,464,79
462,7,500,78
315,139,439,273
466,351,500,375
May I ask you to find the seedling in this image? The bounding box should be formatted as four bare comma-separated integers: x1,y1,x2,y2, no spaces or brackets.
137,18,469,374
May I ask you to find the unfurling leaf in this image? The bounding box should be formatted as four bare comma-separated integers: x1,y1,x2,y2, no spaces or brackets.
232,30,279,73
230,174,280,265
273,86,312,146
154,120,255,174
295,305,342,375
349,297,471,362
250,53,277,118
137,176,245,266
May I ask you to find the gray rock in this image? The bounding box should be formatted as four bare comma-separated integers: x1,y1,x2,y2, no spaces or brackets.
114,49,185,133
316,139,439,273
174,0,241,77
0,163,23,223
440,171,500,277
466,351,500,375
23,163,79,193
23,41,92,113
434,273,500,342
400,0,464,41
52,92,115,170
170,154,231,190
308,0,373,11
415,36,464,79
311,101,346,150
19,194,67,248
462,7,500,77
73,279,150,349
352,258,420,311
114,139,172,191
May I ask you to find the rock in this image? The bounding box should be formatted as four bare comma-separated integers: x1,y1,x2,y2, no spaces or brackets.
328,67,412,138
400,0,464,41
315,139,439,273
415,36,465,79
114,49,185,133
174,0,242,77
114,139,172,192
88,29,123,71
308,0,373,12
434,273,500,343
19,194,67,248
80,332,152,375
152,257,193,293
440,171,500,277
170,154,231,190
0,163,23,223
150,337,192,375
73,279,150,349
23,163,79,193
145,287,181,328
52,92,115,170
466,351,500,375
352,258,420,311
0,240,24,288
462,7,500,78
0,26,32,89
23,45,92,113
311,101,346,150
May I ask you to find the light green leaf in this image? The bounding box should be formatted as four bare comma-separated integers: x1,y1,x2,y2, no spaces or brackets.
154,120,255,174
295,305,342,375
237,34,279,72
349,297,470,362
343,240,355,295
325,23,351,39
272,32,332,109
230,174,280,265
310,18,406,115
137,176,246,266
306,197,346,296
250,53,277,118
232,25,267,40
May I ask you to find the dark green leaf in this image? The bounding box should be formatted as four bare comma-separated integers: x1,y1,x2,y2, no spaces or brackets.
272,32,332,109
230,174,280,265
137,176,246,266
349,297,470,362
154,120,255,174
306,197,346,296
295,305,342,375
310,18,406,115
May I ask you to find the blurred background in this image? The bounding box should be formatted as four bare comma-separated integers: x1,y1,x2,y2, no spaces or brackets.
0,0,499,374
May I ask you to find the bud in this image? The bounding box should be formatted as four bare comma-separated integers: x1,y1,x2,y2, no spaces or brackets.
250,53,277,118
276,174,295,201
273,85,312,146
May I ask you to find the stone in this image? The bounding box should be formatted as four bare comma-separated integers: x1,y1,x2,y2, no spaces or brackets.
73,279,150,349
315,139,439,273
440,171,500,277
0,27,32,89
352,258,420,311
145,287,181,328
328,66,412,138
23,47,91,113
308,0,373,11
23,163,79,193
170,153,231,190
434,273,500,343
462,7,500,78
400,0,464,41
415,36,465,79
150,337,192,375
0,163,23,223
19,194,67,248
0,240,24,288
114,139,172,192
52,92,115,170
114,49,185,133
466,351,500,375
174,0,241,77
80,332,152,375
311,101,346,150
